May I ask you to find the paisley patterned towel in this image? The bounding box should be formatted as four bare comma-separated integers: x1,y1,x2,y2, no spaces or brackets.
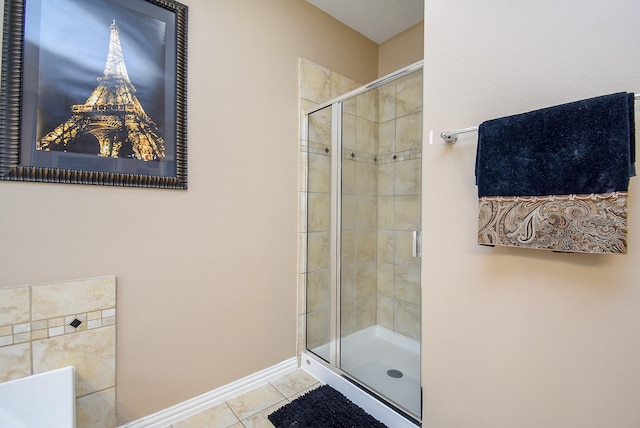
476,93,635,254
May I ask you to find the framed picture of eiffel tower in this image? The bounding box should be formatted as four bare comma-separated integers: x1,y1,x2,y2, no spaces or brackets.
0,0,188,189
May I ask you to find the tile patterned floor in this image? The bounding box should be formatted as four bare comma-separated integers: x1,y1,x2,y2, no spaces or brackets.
164,369,321,428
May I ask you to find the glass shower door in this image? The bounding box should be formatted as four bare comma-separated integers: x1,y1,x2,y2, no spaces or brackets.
304,64,423,422
339,69,423,419
305,105,333,363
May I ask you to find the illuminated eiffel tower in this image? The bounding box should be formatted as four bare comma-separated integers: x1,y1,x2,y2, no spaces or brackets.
37,20,165,161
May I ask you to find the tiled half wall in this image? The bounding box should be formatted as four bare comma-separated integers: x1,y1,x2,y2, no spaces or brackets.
0,276,116,427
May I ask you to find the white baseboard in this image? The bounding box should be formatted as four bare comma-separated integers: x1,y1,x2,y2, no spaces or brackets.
118,357,298,428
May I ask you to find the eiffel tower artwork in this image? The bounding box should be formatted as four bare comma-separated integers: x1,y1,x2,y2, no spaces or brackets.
37,20,165,161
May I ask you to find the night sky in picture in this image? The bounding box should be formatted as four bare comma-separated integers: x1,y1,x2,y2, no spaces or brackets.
28,0,167,142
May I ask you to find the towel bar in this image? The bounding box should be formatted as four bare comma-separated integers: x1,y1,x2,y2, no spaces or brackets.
441,93,640,144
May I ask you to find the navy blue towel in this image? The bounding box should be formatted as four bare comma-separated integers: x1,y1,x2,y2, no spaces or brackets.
476,92,635,198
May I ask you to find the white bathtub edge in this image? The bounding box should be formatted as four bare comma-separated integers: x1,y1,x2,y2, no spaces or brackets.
0,366,76,428
118,357,298,428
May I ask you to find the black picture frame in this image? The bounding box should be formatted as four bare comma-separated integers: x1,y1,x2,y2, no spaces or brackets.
0,0,188,189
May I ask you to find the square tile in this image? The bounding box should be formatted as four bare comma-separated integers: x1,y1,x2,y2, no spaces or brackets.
340,301,356,337
331,72,359,105
305,309,330,351
76,387,116,428
356,88,379,122
355,294,377,330
396,72,423,117
342,114,357,151
32,276,115,320
307,153,331,194
379,84,396,122
306,232,330,272
395,159,422,196
0,286,30,326
356,118,378,155
377,294,394,330
394,301,421,341
396,112,422,152
299,58,331,103
307,192,331,232
32,326,115,397
240,401,286,428
270,370,319,398
306,270,330,312
307,107,331,145
0,343,31,382
287,383,322,401
394,266,421,305
395,195,421,230
173,402,239,428
226,383,286,421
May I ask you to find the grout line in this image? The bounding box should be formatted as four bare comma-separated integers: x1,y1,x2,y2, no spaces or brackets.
224,400,242,423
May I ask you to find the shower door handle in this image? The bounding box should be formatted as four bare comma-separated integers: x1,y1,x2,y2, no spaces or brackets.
412,231,422,258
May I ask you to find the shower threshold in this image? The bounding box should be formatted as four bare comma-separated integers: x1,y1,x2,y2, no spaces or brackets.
305,325,421,426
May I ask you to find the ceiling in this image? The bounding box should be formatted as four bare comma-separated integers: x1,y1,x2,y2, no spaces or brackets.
306,0,424,44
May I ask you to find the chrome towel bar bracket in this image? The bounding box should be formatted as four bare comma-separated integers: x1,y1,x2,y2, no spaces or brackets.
440,126,479,144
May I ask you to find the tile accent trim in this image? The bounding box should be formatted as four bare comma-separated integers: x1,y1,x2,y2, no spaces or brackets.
303,140,330,156
118,357,298,428
341,148,377,164
302,142,421,165
378,148,422,164
0,308,116,348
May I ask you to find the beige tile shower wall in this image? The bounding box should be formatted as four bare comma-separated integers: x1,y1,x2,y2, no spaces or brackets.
343,88,380,337
377,72,423,341
0,276,116,428
300,59,333,352
305,114,331,351
298,59,367,352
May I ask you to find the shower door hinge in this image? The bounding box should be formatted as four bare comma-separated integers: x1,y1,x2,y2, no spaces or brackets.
412,230,422,258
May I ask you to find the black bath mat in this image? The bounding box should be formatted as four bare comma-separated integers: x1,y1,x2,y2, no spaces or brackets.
268,384,388,428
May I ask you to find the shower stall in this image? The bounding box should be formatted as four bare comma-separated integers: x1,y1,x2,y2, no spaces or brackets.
301,61,423,424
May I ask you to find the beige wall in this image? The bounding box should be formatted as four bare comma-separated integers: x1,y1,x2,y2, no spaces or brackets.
0,0,377,423
379,21,424,77
422,1,640,427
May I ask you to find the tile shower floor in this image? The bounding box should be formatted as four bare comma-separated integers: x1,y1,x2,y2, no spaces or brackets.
163,369,321,428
